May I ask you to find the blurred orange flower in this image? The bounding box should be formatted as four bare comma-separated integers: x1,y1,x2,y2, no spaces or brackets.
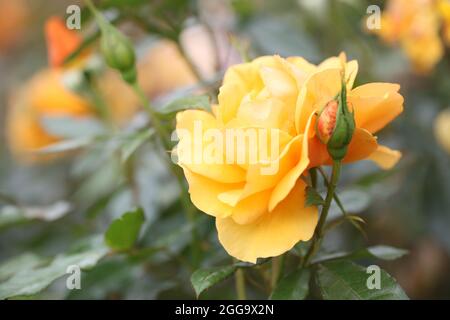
372,0,450,74
138,25,218,98
6,18,207,162
176,54,403,263
6,69,92,161
138,40,198,98
45,17,87,68
6,18,92,162
0,0,29,53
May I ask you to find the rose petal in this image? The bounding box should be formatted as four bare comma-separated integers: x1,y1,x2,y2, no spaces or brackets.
216,180,318,263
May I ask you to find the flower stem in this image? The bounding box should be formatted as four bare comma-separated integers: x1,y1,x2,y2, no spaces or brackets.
310,167,318,189
86,76,112,127
302,160,341,267
131,83,171,148
235,268,247,300
131,82,201,267
317,166,346,215
317,166,365,236
270,255,284,290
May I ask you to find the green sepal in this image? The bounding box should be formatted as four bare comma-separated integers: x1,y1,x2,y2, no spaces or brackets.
327,77,355,160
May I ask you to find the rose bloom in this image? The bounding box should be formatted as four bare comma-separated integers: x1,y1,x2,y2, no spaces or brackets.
176,54,403,263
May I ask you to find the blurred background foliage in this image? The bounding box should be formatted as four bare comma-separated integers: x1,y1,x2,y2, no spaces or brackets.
0,0,449,299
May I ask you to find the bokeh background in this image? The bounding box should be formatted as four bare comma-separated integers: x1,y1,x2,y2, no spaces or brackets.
1,0,450,299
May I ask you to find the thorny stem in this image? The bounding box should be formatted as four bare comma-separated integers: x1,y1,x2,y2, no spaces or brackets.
302,160,341,268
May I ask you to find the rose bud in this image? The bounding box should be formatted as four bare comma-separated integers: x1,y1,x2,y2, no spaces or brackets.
100,26,136,77
316,78,355,161
88,1,137,83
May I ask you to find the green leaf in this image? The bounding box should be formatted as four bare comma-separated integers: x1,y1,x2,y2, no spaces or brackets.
292,242,309,257
328,188,371,220
36,137,94,154
41,116,106,139
120,129,154,163
305,186,325,207
313,245,408,264
0,202,71,230
0,254,42,282
355,246,408,261
141,210,197,252
316,260,408,300
159,95,210,116
0,207,27,229
72,157,123,208
191,265,238,298
325,214,366,233
270,268,310,300
104,208,145,251
0,237,108,299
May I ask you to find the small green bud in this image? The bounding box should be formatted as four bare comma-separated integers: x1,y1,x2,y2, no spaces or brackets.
316,78,355,161
88,1,137,84
100,26,136,73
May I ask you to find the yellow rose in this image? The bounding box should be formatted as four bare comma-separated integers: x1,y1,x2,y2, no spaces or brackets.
176,54,404,263
176,56,319,263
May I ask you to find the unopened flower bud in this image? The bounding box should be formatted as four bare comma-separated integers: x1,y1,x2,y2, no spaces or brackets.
88,0,137,84
100,26,135,72
316,100,338,144
316,79,355,160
